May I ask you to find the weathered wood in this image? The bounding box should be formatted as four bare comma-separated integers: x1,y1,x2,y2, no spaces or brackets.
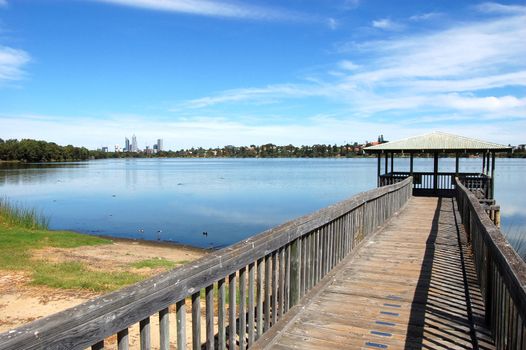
252,197,496,350
264,254,271,332
217,278,226,350
256,258,263,340
239,267,247,350
139,317,150,350
290,239,300,307
191,292,201,350
159,307,169,350
176,299,186,350
271,252,278,326
228,273,237,350
205,284,214,350
247,262,255,347
117,329,128,350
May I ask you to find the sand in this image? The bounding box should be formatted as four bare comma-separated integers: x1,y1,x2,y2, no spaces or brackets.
0,239,210,349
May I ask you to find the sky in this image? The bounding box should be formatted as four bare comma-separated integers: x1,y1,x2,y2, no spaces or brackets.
0,0,525,150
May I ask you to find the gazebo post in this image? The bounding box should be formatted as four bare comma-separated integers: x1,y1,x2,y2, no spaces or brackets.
486,152,490,174
377,153,381,187
390,153,394,174
409,153,414,176
455,152,459,177
491,152,496,199
482,152,486,174
433,152,439,194
385,153,389,175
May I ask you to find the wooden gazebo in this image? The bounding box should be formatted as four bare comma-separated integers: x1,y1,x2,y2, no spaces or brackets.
363,131,512,199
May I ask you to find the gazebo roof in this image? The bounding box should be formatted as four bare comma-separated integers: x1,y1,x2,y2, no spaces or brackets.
363,131,512,154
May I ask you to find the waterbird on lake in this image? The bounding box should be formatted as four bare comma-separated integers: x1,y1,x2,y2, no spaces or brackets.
202,231,208,236
138,229,144,233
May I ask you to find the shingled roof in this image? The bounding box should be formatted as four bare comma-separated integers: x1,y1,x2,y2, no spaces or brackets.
363,132,511,153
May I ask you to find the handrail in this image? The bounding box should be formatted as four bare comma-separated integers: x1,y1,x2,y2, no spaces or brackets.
455,178,526,349
0,177,413,350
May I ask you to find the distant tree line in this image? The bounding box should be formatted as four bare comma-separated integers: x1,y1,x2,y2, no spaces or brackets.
2,138,523,163
0,139,90,162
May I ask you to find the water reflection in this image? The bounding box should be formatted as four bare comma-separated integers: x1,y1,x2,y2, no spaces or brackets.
0,158,524,251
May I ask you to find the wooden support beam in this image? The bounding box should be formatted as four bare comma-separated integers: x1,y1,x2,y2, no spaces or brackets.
384,152,388,175
455,153,459,176
390,153,394,173
377,154,381,187
491,152,496,199
482,151,486,174
433,152,438,193
409,153,414,176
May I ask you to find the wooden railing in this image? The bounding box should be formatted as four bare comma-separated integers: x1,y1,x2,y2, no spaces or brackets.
0,178,413,350
456,178,526,349
380,172,490,197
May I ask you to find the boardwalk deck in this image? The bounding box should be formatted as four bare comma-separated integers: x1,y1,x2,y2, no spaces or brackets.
254,196,496,350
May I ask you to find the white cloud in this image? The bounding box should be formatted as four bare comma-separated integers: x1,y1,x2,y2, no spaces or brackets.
93,0,301,21
328,18,338,30
173,5,526,128
338,60,360,71
476,2,526,15
409,12,442,21
0,46,30,82
371,18,403,31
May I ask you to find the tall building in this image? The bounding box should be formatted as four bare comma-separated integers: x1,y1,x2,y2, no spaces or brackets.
124,137,130,152
131,134,138,152
157,139,163,152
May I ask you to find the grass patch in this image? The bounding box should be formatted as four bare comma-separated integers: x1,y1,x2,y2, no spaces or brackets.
132,258,178,269
0,197,49,230
32,261,143,292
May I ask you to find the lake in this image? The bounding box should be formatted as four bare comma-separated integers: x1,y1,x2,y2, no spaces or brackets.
0,158,524,252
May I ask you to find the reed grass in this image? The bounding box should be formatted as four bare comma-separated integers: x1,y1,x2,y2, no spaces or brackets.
0,197,49,230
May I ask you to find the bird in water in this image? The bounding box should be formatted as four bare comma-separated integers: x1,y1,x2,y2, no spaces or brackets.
202,231,208,237
138,229,144,233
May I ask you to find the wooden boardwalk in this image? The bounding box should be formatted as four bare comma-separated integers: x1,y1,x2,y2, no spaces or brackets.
254,197,496,350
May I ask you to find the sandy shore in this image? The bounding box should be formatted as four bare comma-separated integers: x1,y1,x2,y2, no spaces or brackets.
0,238,209,348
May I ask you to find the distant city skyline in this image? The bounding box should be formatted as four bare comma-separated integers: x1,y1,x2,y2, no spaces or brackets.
0,1,525,148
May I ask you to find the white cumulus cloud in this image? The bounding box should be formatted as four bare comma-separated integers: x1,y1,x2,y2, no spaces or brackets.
0,46,30,82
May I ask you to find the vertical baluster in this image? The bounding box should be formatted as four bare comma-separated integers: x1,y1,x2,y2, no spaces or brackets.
117,329,129,350
176,299,186,350
300,235,307,299
256,258,263,339
239,267,247,350
290,238,301,307
218,278,226,350
248,262,255,347
140,317,151,350
279,248,285,318
264,254,271,331
159,307,170,350
192,292,201,350
271,252,278,326
229,272,237,349
285,244,291,312
205,284,214,350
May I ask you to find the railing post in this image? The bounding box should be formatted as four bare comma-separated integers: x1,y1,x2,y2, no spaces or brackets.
290,238,301,307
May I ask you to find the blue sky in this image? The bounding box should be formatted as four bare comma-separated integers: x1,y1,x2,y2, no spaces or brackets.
0,0,525,150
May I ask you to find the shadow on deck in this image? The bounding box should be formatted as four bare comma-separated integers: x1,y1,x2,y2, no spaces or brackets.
253,197,495,350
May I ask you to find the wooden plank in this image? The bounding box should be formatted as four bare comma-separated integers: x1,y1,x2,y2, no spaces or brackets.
205,285,214,350
253,197,496,350
218,279,226,350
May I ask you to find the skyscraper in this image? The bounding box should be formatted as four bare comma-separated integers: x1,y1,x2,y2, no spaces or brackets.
124,137,130,152
157,139,163,152
131,134,138,152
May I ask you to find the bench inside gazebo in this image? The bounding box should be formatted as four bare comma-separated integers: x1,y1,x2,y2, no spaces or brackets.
364,131,512,201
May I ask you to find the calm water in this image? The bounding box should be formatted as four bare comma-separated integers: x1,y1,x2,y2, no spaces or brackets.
0,158,524,250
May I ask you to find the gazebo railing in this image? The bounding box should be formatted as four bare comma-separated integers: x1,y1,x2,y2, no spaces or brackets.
380,171,490,198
